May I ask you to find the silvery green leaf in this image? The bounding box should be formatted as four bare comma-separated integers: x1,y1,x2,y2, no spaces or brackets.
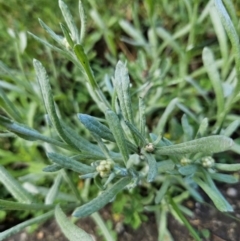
224,120,240,137
210,173,238,183
215,163,240,172
55,205,94,241
0,87,21,122
210,6,228,69
195,118,208,138
119,20,146,46
38,18,63,45
138,97,146,138
181,114,193,141
0,199,54,211
157,160,175,172
28,32,66,55
61,169,81,201
0,165,33,204
23,183,77,202
155,135,233,156
230,142,240,154
60,23,74,49
125,120,146,146
79,0,86,42
91,132,111,160
33,59,80,150
178,165,198,176
156,27,183,56
74,44,98,89
0,115,70,150
45,172,62,205
156,98,178,134
43,164,62,172
176,102,199,123
47,152,95,174
78,114,137,152
202,47,224,116
215,0,240,97
78,114,115,142
155,179,170,204
105,109,129,165
194,176,233,212
59,0,80,43
0,210,54,240
61,121,102,155
113,61,134,124
143,152,157,182
73,177,131,218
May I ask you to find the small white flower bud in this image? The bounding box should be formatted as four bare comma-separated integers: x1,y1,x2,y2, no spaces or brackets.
145,143,155,153
201,156,215,168
180,157,191,166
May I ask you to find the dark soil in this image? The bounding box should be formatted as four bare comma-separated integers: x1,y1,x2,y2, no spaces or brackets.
4,183,240,241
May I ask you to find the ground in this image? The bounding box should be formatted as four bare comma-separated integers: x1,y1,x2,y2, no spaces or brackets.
3,183,240,241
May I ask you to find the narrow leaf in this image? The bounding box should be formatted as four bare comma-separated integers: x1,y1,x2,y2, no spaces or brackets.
0,115,70,150
0,211,54,240
178,165,198,176
215,163,240,172
73,177,131,218
79,0,86,43
125,120,146,146
144,152,158,182
78,114,115,142
156,98,178,133
0,165,33,203
60,23,74,49
33,59,80,150
181,114,193,141
155,179,170,204
74,44,98,89
155,135,233,156
157,160,175,172
0,87,21,122
215,0,240,95
59,0,80,43
105,109,129,165
113,61,134,124
55,205,94,241
43,164,62,172
195,118,208,138
194,177,233,212
210,173,238,183
39,18,63,45
47,152,95,174
0,199,54,211
224,120,240,137
45,172,62,204
169,197,202,241
138,97,146,138
202,47,224,116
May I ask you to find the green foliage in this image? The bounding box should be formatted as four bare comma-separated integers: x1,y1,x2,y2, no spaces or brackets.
0,0,240,240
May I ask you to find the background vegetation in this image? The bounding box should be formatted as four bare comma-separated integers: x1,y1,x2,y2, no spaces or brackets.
0,0,240,240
